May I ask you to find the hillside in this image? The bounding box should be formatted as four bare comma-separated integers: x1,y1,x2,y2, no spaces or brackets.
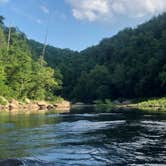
0,13,166,103
28,13,166,102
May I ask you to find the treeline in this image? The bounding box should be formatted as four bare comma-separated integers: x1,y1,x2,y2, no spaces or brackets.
0,16,62,101
28,13,166,102
1,13,166,103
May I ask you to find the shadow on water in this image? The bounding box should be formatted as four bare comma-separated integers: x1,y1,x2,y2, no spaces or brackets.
0,108,166,165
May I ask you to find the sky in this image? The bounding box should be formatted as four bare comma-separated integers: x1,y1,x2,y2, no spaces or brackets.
0,0,166,51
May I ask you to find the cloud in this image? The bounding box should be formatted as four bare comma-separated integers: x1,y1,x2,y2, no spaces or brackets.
40,5,50,14
68,0,110,21
0,0,9,4
67,0,166,22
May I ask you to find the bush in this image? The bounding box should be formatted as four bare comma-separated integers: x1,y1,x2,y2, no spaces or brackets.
95,99,114,112
0,96,8,106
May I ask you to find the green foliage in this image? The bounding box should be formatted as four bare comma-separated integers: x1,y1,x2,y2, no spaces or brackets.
72,65,111,102
138,98,166,110
0,16,4,25
95,99,114,112
28,13,166,102
159,65,166,86
0,97,8,106
0,20,62,101
2,13,164,103
28,60,60,100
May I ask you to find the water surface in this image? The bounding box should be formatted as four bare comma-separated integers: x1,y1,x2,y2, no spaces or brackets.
0,109,166,165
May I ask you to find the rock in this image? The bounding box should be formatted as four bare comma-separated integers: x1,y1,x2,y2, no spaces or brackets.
9,99,19,110
0,98,71,113
113,100,121,105
39,105,47,110
37,101,48,110
10,99,19,105
54,101,70,109
27,103,39,110
37,101,47,105
122,100,132,105
0,159,23,166
74,102,84,105
47,105,54,110
0,105,5,110
37,101,48,106
24,98,31,104
18,104,24,110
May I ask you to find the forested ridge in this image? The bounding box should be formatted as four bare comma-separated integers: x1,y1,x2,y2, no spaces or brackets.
29,13,166,102
0,13,166,103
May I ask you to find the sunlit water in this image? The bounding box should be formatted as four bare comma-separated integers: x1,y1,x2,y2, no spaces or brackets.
0,108,166,165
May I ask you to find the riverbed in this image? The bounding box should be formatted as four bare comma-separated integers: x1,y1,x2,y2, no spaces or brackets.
0,108,166,165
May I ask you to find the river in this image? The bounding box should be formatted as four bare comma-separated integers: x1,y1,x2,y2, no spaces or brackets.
0,108,166,165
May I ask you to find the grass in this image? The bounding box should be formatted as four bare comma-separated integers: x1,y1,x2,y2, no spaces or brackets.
0,97,8,106
137,97,166,111
94,97,166,113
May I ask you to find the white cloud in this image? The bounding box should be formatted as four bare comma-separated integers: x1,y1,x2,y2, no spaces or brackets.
68,0,110,21
67,0,166,22
40,5,50,14
0,0,9,4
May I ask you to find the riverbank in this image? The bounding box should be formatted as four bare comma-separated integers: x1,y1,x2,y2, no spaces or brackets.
128,98,166,111
0,97,71,113
75,98,166,113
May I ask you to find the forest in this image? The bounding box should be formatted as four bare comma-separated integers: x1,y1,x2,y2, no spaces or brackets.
0,13,166,103
0,16,62,102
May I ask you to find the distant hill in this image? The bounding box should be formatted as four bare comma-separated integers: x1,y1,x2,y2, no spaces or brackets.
28,13,166,102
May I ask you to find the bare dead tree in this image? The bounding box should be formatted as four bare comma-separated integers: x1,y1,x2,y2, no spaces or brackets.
41,14,51,65
41,26,48,60
7,23,12,52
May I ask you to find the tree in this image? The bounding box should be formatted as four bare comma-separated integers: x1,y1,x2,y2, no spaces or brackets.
0,16,62,100
0,16,4,25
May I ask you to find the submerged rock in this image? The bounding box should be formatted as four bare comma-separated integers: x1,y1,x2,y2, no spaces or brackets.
0,159,54,166
0,159,23,166
122,100,132,105
113,100,121,105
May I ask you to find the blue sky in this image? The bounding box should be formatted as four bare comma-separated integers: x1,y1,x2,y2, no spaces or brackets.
0,0,166,51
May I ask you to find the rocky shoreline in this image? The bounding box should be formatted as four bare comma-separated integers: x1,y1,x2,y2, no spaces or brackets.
0,98,71,113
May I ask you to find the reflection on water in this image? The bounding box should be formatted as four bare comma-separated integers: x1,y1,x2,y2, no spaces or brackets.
0,109,166,165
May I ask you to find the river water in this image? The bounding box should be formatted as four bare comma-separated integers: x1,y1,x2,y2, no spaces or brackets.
0,108,166,165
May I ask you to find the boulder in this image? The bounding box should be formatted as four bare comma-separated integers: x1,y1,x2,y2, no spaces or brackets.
54,101,70,109
47,105,54,110
0,105,5,110
28,103,39,110
37,101,48,110
74,102,84,105
122,100,132,105
39,105,47,110
9,99,19,110
24,98,31,104
113,100,121,105
0,159,23,166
